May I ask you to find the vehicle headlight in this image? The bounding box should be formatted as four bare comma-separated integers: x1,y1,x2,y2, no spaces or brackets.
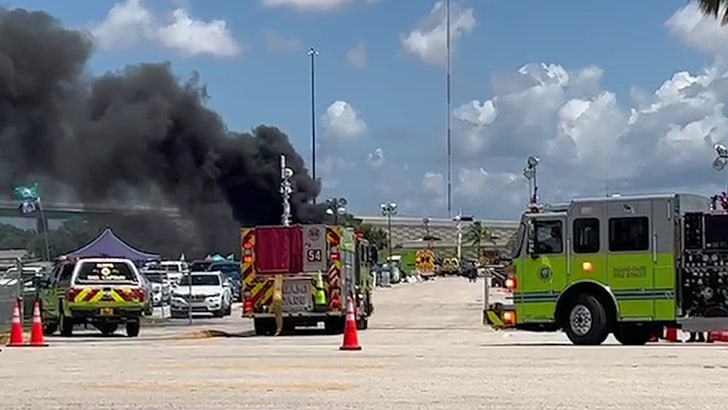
208,293,221,298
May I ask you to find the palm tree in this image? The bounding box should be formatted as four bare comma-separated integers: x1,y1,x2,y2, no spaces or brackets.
358,223,389,250
699,0,728,25
463,221,496,260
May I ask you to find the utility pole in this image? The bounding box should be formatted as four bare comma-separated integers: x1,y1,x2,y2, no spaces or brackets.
308,47,319,204
380,202,398,259
453,211,473,261
446,0,453,218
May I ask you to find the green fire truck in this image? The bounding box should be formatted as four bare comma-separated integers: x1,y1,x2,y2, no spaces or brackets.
484,193,728,345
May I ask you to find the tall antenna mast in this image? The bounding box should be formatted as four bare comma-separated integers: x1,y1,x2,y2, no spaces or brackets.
280,154,293,226
445,0,453,218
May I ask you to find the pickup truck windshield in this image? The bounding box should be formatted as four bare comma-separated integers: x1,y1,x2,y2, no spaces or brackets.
143,272,167,283
189,261,211,271
178,275,220,286
75,262,138,283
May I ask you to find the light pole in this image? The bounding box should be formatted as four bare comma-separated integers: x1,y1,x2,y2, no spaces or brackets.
712,144,728,210
326,197,347,225
453,211,473,260
422,217,433,248
380,202,398,259
308,47,319,203
445,0,453,218
713,143,728,190
522,155,540,208
280,154,294,226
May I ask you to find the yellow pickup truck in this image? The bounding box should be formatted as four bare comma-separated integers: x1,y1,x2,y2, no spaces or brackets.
38,257,146,337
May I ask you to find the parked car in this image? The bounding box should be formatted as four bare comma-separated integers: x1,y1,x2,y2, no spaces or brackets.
170,271,232,318
207,261,241,302
140,269,172,307
137,272,154,315
4,263,53,319
159,261,189,283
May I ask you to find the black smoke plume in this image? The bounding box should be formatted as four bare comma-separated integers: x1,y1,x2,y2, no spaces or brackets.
0,8,327,257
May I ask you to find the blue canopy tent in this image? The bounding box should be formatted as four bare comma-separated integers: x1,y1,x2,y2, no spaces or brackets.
67,228,160,263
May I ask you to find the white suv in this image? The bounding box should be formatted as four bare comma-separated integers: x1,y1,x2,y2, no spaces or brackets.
170,271,232,318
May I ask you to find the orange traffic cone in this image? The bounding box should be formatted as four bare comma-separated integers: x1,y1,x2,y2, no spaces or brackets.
664,327,681,343
28,301,47,347
7,300,24,347
339,296,361,351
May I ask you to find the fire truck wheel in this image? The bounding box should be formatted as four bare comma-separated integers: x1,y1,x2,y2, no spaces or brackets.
613,323,652,345
563,294,609,346
324,317,345,334
254,318,275,336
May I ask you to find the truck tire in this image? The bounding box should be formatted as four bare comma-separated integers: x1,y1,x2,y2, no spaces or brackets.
324,317,346,334
614,323,652,345
43,321,58,336
562,294,609,345
126,321,140,337
254,318,274,336
59,306,73,337
356,316,368,330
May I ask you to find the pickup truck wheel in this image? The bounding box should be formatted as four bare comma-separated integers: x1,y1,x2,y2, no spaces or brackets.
614,323,652,345
562,294,608,346
43,321,58,336
125,321,140,337
59,309,73,337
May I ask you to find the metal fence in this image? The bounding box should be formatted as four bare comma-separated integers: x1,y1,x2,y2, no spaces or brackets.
0,257,49,334
0,263,20,335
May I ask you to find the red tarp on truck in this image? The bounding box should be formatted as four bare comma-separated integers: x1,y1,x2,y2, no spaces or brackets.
254,225,303,274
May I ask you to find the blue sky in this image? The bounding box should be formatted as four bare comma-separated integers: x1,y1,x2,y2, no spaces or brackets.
8,0,728,220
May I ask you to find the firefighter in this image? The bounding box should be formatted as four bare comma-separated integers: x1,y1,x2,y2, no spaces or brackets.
271,275,284,336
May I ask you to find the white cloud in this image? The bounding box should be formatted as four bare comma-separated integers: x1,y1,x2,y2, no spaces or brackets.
263,29,303,52
402,1,476,65
666,3,728,58
367,148,385,168
422,172,445,197
406,7,728,218
92,0,242,57
261,0,379,12
346,42,367,69
318,157,353,189
321,101,367,139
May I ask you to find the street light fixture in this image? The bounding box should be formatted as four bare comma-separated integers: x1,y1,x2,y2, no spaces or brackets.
380,202,398,259
325,197,347,225
522,155,540,207
453,211,474,260
712,144,728,210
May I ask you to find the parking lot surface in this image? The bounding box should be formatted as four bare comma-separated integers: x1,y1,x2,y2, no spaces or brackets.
3,278,728,409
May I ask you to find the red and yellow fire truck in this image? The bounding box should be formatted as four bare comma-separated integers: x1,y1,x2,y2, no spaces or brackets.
241,224,375,336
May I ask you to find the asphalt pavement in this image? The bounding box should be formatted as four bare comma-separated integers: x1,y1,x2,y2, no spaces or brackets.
3,277,728,409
